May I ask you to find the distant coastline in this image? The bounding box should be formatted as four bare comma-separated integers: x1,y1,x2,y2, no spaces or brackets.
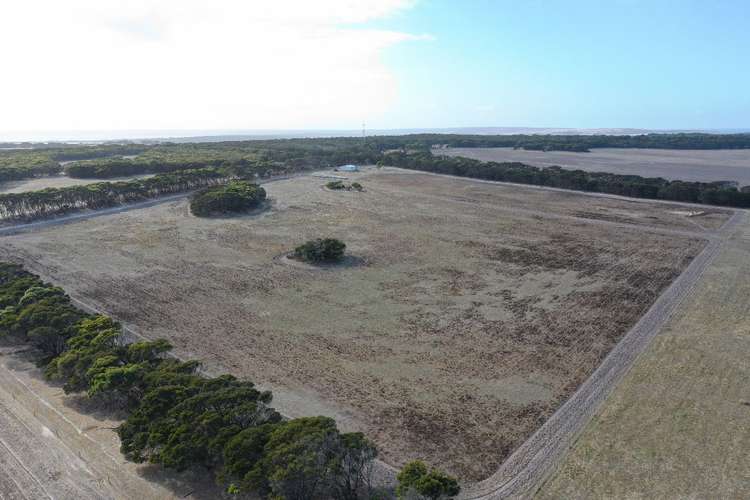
2,126,750,144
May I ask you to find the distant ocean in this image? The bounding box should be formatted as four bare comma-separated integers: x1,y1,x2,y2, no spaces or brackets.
2,127,749,144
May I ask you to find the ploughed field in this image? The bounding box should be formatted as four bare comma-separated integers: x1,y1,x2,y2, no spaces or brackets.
0,167,720,481
442,147,750,187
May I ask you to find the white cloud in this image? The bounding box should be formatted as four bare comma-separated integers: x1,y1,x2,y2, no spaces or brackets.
0,0,424,135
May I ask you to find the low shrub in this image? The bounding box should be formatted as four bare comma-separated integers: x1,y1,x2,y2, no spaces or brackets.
396,460,460,499
326,180,364,192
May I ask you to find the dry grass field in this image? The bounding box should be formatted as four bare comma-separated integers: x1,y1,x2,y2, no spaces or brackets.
537,211,750,499
443,147,750,187
0,167,719,481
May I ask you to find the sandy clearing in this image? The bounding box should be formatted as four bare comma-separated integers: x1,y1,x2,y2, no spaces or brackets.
443,147,750,187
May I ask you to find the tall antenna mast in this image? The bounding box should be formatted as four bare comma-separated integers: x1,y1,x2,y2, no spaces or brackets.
362,121,366,140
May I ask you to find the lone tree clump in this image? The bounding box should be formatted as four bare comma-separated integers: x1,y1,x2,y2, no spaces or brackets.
190,180,266,217
293,238,346,263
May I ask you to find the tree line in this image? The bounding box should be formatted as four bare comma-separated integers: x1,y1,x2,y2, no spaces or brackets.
382,151,750,208
0,168,242,222
64,158,223,178
0,145,149,183
0,263,459,499
0,263,376,498
0,152,61,183
390,132,750,152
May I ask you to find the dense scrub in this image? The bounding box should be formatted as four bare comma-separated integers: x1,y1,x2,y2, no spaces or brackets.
293,238,347,263
0,262,393,499
61,139,381,179
0,152,61,183
384,151,750,208
411,132,750,151
6,131,749,216
0,168,244,222
0,145,147,183
190,181,267,216
64,158,217,178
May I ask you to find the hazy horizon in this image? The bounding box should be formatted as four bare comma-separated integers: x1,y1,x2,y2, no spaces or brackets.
2,1,748,135
4,126,750,144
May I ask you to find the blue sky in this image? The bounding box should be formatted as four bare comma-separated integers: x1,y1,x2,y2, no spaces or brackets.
370,0,750,129
1,0,748,137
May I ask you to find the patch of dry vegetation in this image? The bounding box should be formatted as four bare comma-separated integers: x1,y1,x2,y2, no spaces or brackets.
0,169,709,481
538,212,750,498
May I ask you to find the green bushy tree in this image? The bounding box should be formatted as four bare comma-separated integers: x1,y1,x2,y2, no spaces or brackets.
293,238,346,264
397,461,460,500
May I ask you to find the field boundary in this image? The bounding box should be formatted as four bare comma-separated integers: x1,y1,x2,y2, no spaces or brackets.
389,165,743,212
458,208,745,499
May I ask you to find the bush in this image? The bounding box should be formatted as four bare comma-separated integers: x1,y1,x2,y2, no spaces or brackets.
396,461,460,500
293,238,346,263
326,181,364,192
190,181,266,217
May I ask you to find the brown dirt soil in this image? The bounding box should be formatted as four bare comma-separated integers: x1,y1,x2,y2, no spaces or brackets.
0,168,710,481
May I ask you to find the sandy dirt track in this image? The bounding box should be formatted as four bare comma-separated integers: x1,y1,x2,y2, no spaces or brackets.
443,147,750,187
0,168,719,484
